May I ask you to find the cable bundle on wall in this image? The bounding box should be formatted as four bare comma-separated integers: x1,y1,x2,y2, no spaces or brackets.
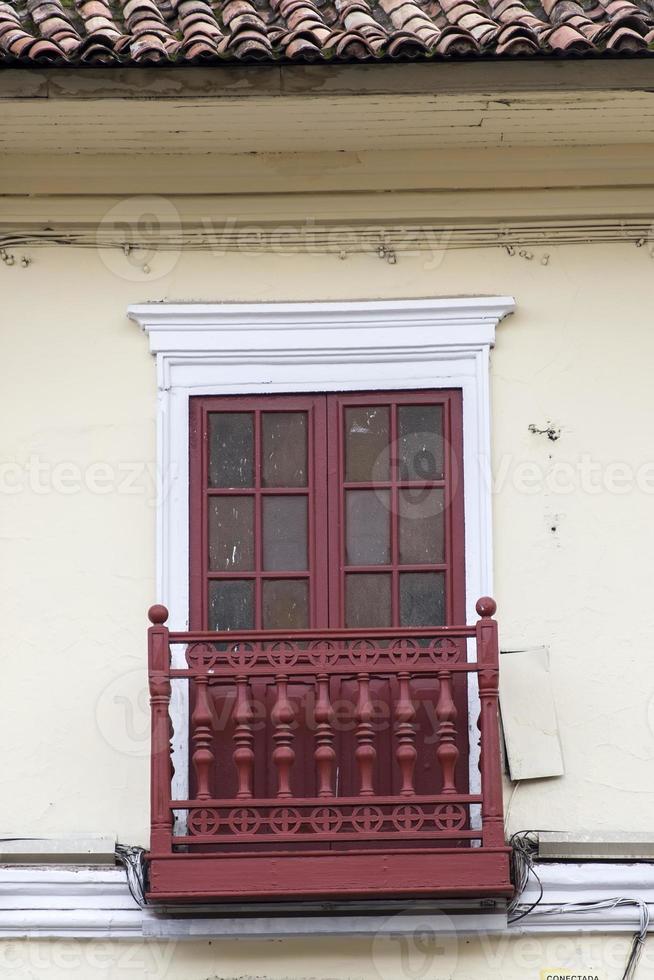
509,831,650,980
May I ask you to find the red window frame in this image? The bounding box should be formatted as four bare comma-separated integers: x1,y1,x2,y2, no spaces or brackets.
326,390,465,628
189,394,329,631
189,389,465,631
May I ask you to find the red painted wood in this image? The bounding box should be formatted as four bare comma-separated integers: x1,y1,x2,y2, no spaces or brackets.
148,391,509,902
314,673,336,797
232,676,255,799
191,676,214,801
188,394,330,632
271,674,295,798
146,605,511,901
436,670,459,794
395,671,417,796
325,390,466,629
147,848,513,901
476,597,505,850
147,605,173,854
354,673,376,796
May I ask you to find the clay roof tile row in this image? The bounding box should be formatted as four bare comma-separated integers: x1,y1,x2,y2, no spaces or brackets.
0,0,653,63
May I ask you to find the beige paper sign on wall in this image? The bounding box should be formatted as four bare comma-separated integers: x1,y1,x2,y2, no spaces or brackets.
499,646,565,781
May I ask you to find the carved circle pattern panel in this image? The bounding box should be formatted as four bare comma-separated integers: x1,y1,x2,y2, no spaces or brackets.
185,643,219,669
226,642,258,668
434,803,466,831
227,807,261,835
270,807,303,834
309,806,343,833
391,804,425,832
389,637,420,666
348,640,380,668
351,805,384,833
188,808,221,836
184,802,472,839
429,638,462,664
268,641,300,669
308,639,340,667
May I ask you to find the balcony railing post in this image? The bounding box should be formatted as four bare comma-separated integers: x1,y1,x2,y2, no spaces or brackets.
476,597,505,849
191,676,215,801
272,674,295,798
355,673,376,796
148,604,173,855
395,671,417,797
233,675,255,799
314,673,336,797
435,670,459,794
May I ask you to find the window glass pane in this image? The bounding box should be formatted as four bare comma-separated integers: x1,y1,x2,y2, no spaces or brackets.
208,580,254,630
263,496,308,571
400,572,445,627
346,490,390,566
209,413,254,488
399,488,445,564
398,405,443,481
345,406,390,482
345,574,391,628
262,412,308,487
263,579,309,629
208,496,254,571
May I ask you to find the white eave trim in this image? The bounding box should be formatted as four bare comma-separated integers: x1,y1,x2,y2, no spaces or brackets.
1,863,654,939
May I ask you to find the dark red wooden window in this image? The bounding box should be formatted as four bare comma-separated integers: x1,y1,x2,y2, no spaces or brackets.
190,395,329,632
190,390,465,631
189,391,468,802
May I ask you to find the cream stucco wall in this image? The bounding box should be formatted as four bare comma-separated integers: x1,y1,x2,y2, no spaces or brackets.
2,932,654,979
2,229,654,845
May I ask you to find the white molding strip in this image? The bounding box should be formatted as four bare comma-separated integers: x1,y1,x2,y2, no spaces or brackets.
128,297,515,813
2,864,654,939
0,868,143,938
513,862,654,934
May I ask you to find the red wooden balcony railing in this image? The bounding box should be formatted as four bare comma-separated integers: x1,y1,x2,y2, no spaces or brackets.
146,598,512,903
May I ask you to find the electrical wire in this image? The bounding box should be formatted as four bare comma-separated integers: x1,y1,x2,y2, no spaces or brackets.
504,780,522,837
522,899,649,980
2,220,654,255
115,843,148,908
508,830,543,922
508,831,650,980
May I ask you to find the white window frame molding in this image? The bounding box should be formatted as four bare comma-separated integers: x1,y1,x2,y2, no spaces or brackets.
128,297,516,807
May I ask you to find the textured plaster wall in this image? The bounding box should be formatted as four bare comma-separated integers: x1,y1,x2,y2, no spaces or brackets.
1,234,654,844
2,933,654,980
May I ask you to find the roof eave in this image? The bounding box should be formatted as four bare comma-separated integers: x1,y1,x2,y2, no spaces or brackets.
3,58,654,102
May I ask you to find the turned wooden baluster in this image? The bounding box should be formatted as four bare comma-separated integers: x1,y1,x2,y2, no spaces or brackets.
476,596,505,848
191,672,215,802
314,673,336,797
148,605,173,853
271,675,295,798
395,671,417,796
233,675,254,799
355,673,376,796
436,669,459,794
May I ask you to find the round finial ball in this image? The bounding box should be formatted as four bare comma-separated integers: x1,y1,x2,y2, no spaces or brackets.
476,596,497,618
148,604,169,625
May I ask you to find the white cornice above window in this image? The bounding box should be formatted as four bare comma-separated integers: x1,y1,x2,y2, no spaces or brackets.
129,298,516,386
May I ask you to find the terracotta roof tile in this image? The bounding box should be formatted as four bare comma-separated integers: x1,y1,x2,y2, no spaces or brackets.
0,0,652,62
